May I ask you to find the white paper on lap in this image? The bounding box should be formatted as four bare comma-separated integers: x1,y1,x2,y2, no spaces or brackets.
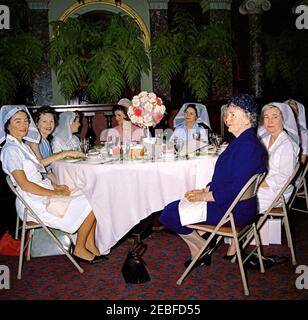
178,197,207,226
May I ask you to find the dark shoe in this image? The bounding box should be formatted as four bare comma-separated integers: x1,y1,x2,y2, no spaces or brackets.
222,253,236,260
184,254,211,269
72,253,108,264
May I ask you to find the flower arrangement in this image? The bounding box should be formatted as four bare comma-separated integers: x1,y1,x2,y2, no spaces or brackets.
127,91,166,128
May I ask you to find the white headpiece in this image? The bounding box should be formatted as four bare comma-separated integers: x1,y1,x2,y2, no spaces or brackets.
0,105,40,145
284,99,307,130
52,111,76,142
258,102,300,146
173,103,211,129
117,98,131,108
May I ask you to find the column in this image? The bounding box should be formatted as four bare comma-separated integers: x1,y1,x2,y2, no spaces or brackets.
149,0,170,100
201,0,233,100
239,0,271,98
26,0,52,106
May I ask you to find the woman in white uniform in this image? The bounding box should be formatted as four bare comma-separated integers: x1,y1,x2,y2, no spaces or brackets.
51,111,82,153
0,105,107,264
170,103,210,143
257,102,300,212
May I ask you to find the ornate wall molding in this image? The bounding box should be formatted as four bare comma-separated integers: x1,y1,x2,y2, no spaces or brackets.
149,0,169,10
25,0,49,10
239,0,271,15
201,0,232,13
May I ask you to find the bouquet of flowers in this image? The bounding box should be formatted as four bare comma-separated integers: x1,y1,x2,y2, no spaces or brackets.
127,91,166,128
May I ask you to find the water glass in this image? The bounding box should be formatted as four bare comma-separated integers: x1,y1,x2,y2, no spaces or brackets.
173,138,184,159
80,138,90,153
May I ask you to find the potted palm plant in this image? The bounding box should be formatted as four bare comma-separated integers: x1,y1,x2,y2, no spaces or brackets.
49,13,151,103
151,9,232,101
0,0,43,105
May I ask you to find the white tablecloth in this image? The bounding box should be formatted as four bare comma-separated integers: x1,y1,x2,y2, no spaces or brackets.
52,156,217,254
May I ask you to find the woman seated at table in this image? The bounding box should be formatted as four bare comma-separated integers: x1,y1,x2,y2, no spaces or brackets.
160,94,267,264
257,102,300,212
0,105,107,264
170,103,210,143
284,99,307,164
29,107,85,183
100,98,144,143
51,111,82,153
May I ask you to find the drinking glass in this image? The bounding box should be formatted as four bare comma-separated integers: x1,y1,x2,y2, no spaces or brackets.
80,138,90,153
173,138,184,159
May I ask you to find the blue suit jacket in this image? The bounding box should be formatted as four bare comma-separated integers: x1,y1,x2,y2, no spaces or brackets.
206,128,267,226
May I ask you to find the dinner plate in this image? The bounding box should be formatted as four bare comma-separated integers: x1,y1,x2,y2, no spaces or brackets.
63,158,83,163
83,158,105,164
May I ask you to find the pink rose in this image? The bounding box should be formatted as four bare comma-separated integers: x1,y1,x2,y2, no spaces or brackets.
154,114,163,122
134,108,143,116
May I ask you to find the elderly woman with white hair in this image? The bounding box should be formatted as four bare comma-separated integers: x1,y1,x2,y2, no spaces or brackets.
51,111,82,153
257,102,300,212
0,105,108,264
160,94,267,264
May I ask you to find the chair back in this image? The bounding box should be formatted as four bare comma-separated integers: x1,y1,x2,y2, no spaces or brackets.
263,162,301,213
289,161,308,212
6,175,39,222
225,172,266,218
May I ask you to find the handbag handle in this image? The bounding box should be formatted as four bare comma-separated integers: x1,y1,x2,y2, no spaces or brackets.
131,242,147,257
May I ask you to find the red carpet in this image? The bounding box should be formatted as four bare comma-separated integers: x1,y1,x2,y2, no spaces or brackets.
1,211,308,300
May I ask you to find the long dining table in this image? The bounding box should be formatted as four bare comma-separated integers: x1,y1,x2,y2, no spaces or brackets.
52,154,218,255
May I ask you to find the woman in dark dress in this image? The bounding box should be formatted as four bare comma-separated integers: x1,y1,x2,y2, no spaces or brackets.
160,94,267,264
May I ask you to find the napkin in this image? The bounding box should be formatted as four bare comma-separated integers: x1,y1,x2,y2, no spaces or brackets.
178,197,207,226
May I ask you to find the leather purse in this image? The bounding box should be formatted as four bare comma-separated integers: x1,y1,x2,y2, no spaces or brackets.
30,228,72,258
121,242,151,284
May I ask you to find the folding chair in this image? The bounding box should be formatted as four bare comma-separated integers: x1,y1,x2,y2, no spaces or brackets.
253,163,301,266
6,175,84,279
177,172,266,296
288,162,308,214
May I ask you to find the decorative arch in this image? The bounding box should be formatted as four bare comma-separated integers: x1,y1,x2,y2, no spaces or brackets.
57,0,150,48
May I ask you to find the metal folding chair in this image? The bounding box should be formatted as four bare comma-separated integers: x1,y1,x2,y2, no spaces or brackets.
6,175,84,279
246,163,301,266
177,172,266,296
289,162,308,214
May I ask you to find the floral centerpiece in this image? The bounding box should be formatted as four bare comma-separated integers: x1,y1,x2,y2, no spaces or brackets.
127,91,166,129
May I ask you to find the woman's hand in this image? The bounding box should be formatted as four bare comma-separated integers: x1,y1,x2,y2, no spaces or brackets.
54,184,71,196
63,150,85,159
185,189,206,202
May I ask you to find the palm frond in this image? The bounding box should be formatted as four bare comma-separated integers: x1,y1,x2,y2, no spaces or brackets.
0,68,17,105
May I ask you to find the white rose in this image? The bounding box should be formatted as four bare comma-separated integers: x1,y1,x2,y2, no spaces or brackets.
132,98,140,107
144,102,153,111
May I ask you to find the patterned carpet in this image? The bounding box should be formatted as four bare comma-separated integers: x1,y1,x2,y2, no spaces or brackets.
1,211,308,301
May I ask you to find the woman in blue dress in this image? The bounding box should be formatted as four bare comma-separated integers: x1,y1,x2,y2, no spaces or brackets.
160,94,267,265
29,107,85,183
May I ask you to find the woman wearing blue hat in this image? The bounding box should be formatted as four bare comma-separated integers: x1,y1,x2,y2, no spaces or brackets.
159,94,267,265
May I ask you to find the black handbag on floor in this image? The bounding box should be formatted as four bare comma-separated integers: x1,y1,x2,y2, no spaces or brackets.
121,242,151,284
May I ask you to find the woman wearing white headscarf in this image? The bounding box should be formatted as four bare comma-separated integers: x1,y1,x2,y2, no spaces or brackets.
257,102,300,212
51,111,81,153
0,105,107,264
285,99,308,164
170,103,211,143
